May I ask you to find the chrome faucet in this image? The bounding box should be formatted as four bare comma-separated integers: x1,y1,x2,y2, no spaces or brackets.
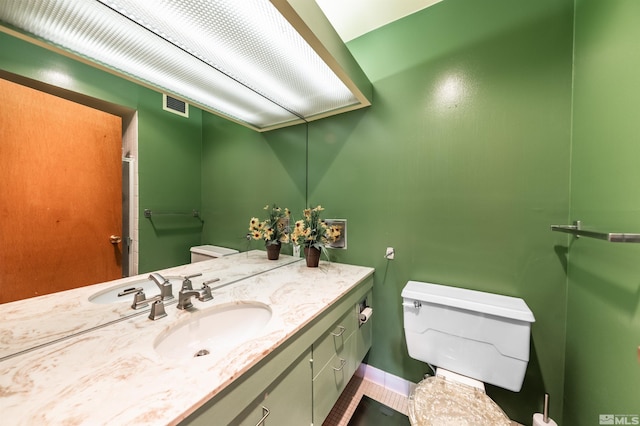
149,273,174,300
177,281,214,310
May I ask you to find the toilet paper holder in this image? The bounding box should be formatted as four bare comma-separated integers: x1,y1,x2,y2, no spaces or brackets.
533,393,558,426
358,297,372,327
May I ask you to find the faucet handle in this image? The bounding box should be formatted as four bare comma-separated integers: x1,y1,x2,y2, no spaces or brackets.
131,290,148,310
148,298,167,321
131,294,167,320
199,283,213,302
200,278,219,302
203,277,220,287
181,273,203,291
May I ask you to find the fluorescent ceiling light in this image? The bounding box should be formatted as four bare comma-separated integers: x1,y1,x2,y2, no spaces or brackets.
0,0,372,131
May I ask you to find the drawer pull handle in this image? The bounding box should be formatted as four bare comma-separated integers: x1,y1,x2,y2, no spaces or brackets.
255,406,270,426
332,358,346,371
331,325,346,337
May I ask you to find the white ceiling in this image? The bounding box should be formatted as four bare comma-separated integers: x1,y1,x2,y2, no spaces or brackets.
315,0,443,42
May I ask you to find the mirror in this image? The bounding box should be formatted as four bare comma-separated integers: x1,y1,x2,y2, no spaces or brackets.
0,41,308,360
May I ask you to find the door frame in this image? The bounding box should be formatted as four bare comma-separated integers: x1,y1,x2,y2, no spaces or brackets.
0,70,138,277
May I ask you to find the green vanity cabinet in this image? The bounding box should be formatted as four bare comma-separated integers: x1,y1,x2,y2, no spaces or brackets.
311,289,372,424
311,332,355,423
182,276,373,426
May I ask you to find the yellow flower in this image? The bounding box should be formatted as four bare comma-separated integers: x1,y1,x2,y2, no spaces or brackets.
249,204,291,246
292,226,303,239
264,227,274,239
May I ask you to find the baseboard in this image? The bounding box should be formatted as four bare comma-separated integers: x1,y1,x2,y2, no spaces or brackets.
355,363,415,397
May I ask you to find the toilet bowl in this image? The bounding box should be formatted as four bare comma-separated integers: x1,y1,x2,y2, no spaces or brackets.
402,281,535,425
409,370,511,426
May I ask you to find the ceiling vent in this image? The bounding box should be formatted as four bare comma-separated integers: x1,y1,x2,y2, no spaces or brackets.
163,94,189,118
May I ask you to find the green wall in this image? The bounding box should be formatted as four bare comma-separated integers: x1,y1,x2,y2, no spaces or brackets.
565,0,640,424
200,0,574,423
0,33,203,272
200,114,306,253
320,1,573,422
137,92,203,271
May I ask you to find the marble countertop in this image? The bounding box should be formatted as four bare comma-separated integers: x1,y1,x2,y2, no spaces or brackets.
0,251,374,425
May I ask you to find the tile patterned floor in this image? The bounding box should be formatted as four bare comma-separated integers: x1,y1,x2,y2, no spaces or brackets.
322,374,408,426
322,374,523,426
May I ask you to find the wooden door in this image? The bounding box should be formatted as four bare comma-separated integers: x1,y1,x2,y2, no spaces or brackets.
0,78,123,303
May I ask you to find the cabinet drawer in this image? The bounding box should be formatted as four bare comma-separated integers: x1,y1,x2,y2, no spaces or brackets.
312,336,355,424
312,307,357,377
230,349,312,426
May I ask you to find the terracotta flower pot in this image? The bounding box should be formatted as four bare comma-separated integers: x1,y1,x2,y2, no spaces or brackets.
266,243,281,260
304,246,321,267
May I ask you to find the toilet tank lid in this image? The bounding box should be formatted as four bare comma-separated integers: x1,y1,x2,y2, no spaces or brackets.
190,245,239,256
402,281,535,323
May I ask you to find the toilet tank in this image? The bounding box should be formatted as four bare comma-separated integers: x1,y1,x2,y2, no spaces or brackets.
402,281,535,392
190,245,239,263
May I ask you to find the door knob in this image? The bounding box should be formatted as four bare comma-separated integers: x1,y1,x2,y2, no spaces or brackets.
110,235,122,244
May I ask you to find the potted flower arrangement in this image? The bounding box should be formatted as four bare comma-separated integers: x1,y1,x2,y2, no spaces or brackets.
249,204,290,260
291,205,341,267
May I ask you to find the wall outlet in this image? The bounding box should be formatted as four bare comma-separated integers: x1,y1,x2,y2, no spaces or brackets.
385,247,395,260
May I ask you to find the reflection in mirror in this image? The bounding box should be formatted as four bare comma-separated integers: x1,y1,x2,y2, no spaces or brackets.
0,70,138,305
0,252,301,361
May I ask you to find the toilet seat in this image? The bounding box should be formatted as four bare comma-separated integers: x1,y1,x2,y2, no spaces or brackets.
408,376,512,426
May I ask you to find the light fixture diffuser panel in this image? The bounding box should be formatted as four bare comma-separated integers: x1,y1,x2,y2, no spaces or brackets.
0,0,370,130
99,0,359,116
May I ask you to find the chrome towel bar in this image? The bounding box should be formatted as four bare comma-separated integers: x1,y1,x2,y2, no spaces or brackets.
551,220,640,243
144,209,201,219
144,209,204,224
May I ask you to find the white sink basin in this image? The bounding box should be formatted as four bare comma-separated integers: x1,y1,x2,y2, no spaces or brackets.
154,301,272,360
88,277,182,304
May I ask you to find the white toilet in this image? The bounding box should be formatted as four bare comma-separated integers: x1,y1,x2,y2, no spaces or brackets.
189,245,238,263
402,280,535,425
